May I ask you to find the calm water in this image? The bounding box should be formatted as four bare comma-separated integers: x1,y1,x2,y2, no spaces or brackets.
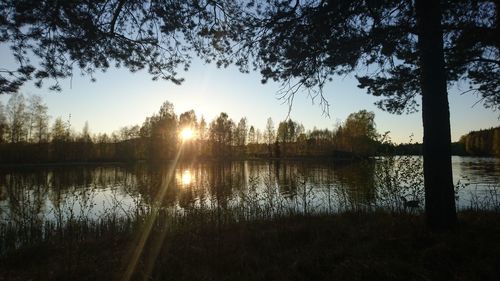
1,156,499,223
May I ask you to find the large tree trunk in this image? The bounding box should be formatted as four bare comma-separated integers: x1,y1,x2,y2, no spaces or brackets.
415,0,457,230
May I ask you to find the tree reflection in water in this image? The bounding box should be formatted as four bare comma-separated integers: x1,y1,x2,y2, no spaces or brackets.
0,158,499,226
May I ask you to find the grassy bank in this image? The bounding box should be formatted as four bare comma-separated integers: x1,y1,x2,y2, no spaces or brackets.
1,211,500,281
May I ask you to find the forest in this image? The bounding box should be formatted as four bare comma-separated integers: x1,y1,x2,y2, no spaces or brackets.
0,93,385,163
457,127,500,157
1,93,498,164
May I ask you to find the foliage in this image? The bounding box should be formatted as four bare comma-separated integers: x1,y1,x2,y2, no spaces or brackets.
3,94,496,163
5,92,28,142
149,101,178,160
235,117,248,147
179,110,197,129
3,0,498,230
458,126,500,157
204,1,497,112
0,0,209,93
26,94,50,143
375,155,424,212
188,0,498,228
50,116,69,142
0,95,395,163
337,110,378,155
209,112,235,157
0,93,493,164
1,1,498,112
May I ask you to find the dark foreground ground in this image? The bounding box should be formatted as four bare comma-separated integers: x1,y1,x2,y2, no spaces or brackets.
1,211,500,281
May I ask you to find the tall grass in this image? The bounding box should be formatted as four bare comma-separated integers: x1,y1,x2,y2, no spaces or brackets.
0,160,498,279
2,158,499,256
1,162,500,280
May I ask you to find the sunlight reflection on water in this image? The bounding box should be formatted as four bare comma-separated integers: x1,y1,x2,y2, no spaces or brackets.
0,157,498,223
181,170,193,186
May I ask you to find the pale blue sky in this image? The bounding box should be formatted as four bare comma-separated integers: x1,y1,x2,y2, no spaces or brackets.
1,48,498,143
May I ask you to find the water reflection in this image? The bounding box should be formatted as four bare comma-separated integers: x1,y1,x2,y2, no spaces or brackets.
0,157,498,224
180,170,193,186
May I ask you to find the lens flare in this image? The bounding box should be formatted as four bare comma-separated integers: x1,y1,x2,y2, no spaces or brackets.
180,128,194,141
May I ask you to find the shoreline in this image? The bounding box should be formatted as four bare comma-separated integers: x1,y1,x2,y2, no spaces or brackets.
1,154,497,168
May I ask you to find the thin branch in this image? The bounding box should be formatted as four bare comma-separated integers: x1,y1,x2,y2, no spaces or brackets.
109,0,127,33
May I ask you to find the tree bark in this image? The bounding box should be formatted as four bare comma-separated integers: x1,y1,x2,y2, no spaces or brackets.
415,0,457,230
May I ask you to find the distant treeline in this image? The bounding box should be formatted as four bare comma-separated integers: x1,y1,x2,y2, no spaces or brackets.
2,93,495,163
387,127,500,157
455,127,500,157
0,94,390,163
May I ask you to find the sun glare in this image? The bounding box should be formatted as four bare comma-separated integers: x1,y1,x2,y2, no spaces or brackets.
181,170,193,185
180,128,194,141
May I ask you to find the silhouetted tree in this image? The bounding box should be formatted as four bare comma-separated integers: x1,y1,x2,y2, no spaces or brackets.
340,110,378,155
179,110,197,130
255,128,262,144
236,117,248,146
140,117,153,138
118,125,140,141
235,117,248,155
209,113,234,158
194,0,500,230
150,101,178,160
27,95,50,143
277,119,302,156
198,116,207,141
0,0,213,93
197,116,208,157
6,93,28,143
264,117,275,156
51,117,69,143
78,121,92,161
248,126,256,144
307,128,334,156
0,101,7,143
51,116,70,161
246,125,259,156
95,133,114,160
3,1,498,229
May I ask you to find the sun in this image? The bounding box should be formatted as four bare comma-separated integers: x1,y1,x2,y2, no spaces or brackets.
180,127,194,141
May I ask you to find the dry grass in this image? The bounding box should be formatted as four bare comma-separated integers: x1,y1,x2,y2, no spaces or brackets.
1,211,500,281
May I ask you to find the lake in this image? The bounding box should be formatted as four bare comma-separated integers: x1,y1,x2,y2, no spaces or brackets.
1,156,499,225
